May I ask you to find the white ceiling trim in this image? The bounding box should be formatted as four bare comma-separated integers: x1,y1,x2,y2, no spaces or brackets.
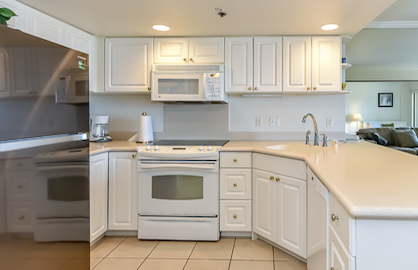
365,21,418,29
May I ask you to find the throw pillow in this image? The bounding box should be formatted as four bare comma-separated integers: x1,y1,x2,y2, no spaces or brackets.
381,123,395,127
369,132,388,146
393,130,418,147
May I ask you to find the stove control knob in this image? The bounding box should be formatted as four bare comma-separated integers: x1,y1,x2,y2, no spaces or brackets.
146,145,151,151
199,145,204,151
208,146,213,151
155,145,159,151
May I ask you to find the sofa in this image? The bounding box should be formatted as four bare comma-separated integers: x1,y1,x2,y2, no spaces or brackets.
357,127,418,155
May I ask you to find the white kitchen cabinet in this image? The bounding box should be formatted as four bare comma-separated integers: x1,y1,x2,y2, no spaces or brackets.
105,38,153,93
0,48,10,98
253,153,307,258
26,6,67,47
8,48,34,96
225,37,282,94
90,153,108,243
66,25,93,55
329,225,355,270
153,37,224,64
283,36,341,93
219,152,252,233
108,152,138,230
0,0,26,31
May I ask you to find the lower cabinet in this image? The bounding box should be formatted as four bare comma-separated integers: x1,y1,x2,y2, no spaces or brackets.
108,152,138,230
90,153,108,243
253,153,307,258
329,225,355,270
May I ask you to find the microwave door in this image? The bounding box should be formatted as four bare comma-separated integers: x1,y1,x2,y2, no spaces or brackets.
152,74,204,101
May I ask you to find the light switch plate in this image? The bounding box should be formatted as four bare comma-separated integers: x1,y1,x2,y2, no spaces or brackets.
326,117,334,127
269,117,280,127
256,117,263,127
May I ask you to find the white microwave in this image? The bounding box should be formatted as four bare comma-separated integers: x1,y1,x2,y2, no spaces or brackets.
55,73,89,104
151,65,227,103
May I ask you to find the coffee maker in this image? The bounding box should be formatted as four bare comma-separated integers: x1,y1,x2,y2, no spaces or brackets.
90,115,112,142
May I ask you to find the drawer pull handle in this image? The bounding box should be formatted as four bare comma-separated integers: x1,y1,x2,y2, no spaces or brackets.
132,154,137,158
276,178,280,182
233,215,237,219
233,183,237,187
270,176,274,180
17,184,23,189
18,216,25,220
331,214,339,222
233,159,237,162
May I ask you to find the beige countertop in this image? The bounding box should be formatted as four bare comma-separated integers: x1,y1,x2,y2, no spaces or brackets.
90,140,418,220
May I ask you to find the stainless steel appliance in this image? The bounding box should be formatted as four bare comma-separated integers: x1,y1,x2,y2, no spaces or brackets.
0,25,89,269
90,115,112,142
137,140,228,241
151,65,228,103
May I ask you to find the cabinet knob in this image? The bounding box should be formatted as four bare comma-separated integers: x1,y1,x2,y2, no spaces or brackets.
18,216,25,220
233,183,237,187
183,58,187,62
313,87,317,91
147,87,151,91
189,58,193,62
254,87,258,90
331,214,339,222
307,87,311,91
132,154,137,158
276,178,280,182
248,87,252,90
270,176,274,180
233,215,237,219
331,268,336,270
233,158,237,162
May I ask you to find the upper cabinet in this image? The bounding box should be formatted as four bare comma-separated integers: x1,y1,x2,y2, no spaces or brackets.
154,37,224,64
105,38,153,93
283,36,341,93
0,48,10,98
225,37,282,94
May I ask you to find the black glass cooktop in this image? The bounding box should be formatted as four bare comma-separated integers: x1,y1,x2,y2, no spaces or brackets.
153,140,229,146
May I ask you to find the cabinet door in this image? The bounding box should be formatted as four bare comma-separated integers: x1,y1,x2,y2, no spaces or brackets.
312,36,342,92
225,37,253,93
105,38,153,93
283,37,311,92
329,226,355,270
0,47,10,98
188,37,224,64
153,38,188,64
66,25,93,54
90,153,108,243
252,169,276,242
26,7,67,46
276,175,307,258
108,152,137,230
253,37,282,93
0,0,26,31
8,48,33,96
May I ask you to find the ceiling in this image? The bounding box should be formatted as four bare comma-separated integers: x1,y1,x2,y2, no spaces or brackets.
17,0,396,37
374,0,418,21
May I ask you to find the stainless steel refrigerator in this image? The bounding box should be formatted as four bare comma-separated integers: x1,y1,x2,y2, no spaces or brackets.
0,25,90,269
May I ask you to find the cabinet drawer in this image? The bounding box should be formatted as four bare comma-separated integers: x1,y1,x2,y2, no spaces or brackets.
6,171,34,201
220,200,251,232
329,225,355,270
253,153,306,180
7,201,34,232
220,152,251,168
220,169,251,200
329,193,356,255
5,158,34,171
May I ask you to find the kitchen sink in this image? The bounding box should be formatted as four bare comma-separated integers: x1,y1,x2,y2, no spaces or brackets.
266,143,331,154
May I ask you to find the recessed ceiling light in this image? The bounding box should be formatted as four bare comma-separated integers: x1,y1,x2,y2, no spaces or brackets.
321,24,339,31
152,25,170,31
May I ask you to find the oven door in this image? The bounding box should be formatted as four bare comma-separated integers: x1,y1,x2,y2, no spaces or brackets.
138,160,219,216
151,73,205,102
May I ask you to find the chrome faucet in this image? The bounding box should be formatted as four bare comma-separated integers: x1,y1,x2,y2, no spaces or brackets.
302,113,319,146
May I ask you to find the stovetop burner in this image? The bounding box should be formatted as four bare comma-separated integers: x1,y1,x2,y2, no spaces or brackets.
153,140,229,146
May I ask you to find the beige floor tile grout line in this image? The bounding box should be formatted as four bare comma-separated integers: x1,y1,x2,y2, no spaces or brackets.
181,241,198,270
227,237,237,270
135,239,161,270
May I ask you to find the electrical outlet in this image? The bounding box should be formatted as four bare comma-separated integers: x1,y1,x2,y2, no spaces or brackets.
256,117,263,127
269,117,280,127
326,117,334,127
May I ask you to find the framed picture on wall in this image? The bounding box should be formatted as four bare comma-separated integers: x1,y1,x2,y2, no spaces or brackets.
378,93,393,107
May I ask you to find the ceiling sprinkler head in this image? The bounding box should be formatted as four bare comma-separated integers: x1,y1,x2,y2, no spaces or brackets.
214,7,227,18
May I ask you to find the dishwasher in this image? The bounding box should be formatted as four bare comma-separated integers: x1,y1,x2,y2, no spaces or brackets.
307,167,329,270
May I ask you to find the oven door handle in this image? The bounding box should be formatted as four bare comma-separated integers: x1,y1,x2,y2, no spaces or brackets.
139,164,216,170
36,165,89,171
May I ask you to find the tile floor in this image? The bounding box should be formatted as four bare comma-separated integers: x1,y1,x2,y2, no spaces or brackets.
90,236,307,270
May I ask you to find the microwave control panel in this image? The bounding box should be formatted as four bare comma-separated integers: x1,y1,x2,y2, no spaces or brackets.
205,73,223,100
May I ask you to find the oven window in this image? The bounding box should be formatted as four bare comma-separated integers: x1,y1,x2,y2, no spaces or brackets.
48,176,89,201
152,175,203,200
158,79,199,95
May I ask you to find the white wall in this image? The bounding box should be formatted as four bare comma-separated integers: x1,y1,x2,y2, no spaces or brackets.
345,82,416,128
90,94,346,141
